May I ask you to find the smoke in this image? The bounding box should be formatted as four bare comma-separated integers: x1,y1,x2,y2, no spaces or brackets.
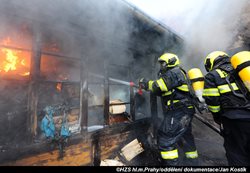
1,0,249,75
126,0,249,72
181,0,249,71
0,0,136,100
0,0,138,144
0,0,133,73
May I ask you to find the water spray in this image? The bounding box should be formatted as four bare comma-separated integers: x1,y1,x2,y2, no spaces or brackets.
90,73,143,95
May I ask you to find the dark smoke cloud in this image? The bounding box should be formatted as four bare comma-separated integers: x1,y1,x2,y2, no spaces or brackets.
0,0,138,131
0,0,133,73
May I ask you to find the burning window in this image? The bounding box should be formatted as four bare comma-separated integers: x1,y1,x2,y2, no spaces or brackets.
40,55,80,82
0,38,31,79
0,24,32,145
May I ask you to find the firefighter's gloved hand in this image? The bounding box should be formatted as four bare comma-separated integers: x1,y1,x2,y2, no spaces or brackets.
139,78,148,90
212,113,221,125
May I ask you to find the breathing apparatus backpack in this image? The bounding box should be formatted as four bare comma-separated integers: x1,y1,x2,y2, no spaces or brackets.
180,67,206,113
212,51,250,104
206,51,250,107
229,51,250,101
187,68,205,103
160,66,204,113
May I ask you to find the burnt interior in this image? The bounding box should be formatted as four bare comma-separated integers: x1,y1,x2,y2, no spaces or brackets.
0,1,184,166
0,0,237,166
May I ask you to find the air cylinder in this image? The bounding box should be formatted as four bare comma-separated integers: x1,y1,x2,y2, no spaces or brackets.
188,68,205,103
231,51,250,92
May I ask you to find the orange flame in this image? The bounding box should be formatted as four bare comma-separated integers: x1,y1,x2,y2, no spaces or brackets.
56,82,62,92
0,37,31,76
0,48,30,76
20,72,30,76
1,48,18,72
0,36,31,77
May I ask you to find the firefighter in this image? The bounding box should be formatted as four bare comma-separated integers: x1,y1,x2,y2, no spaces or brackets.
202,51,250,166
139,53,198,166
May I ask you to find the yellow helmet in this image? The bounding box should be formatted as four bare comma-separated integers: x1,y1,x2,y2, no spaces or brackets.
158,53,180,68
204,51,229,72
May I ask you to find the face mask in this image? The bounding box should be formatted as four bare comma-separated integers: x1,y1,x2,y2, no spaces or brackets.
159,61,168,73
160,61,167,70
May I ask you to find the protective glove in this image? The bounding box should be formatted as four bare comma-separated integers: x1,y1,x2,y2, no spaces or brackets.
139,78,149,90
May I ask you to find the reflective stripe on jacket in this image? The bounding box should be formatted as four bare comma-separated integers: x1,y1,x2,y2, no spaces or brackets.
147,67,194,111
203,67,250,116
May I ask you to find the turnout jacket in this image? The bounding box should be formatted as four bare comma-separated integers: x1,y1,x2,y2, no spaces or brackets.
147,66,194,112
202,63,250,120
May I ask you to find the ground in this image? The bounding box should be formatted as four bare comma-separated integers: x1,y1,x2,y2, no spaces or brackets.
109,112,228,166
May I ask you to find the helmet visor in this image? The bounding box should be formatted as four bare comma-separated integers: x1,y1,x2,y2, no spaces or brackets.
204,58,211,72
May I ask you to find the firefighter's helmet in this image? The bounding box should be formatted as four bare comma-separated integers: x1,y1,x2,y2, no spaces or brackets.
158,53,180,68
204,51,229,72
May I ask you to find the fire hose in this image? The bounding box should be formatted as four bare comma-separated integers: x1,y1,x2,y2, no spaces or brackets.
90,73,221,135
194,113,222,136
89,73,143,95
